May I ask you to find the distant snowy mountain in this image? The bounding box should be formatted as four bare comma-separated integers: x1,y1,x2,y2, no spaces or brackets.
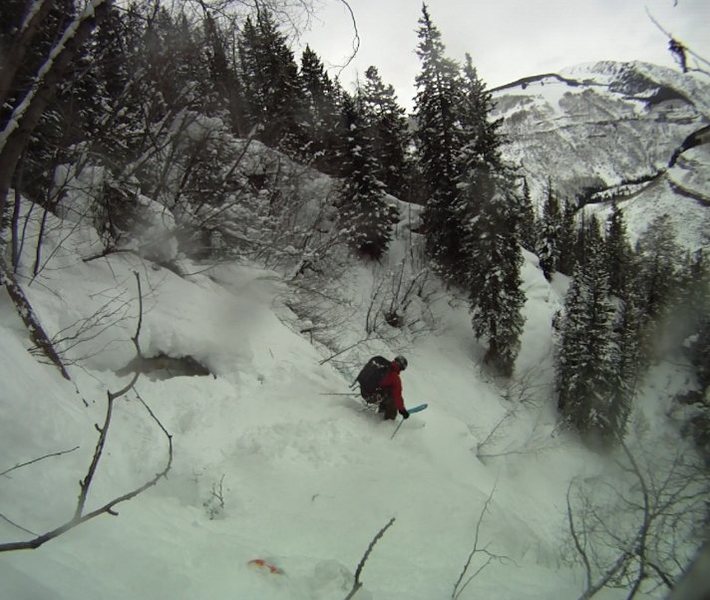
492,61,710,249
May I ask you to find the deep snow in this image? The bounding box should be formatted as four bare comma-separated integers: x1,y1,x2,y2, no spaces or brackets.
0,197,699,599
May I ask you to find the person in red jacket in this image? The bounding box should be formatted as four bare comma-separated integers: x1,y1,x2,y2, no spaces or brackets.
376,355,410,421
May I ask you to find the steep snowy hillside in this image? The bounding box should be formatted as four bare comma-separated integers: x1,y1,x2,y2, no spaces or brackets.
1,56,706,598
492,61,710,248
1,189,703,599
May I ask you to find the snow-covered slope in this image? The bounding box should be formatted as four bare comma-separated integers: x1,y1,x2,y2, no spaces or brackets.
1,193,700,598
0,59,707,600
493,61,710,249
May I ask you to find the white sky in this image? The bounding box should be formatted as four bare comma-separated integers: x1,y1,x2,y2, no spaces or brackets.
298,0,710,110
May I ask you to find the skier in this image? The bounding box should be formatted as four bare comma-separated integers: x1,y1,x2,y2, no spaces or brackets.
378,355,410,421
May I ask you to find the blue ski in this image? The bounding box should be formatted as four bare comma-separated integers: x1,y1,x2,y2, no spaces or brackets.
391,403,428,439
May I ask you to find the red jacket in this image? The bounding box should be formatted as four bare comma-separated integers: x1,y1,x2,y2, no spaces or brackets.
378,362,404,411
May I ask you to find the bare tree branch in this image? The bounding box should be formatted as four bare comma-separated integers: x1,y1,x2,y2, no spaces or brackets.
452,483,509,599
0,446,80,479
565,435,707,600
0,512,37,537
344,517,396,600
0,271,172,554
645,7,710,73
332,0,360,75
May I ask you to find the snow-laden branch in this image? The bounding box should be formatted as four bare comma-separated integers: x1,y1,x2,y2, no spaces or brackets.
0,0,110,153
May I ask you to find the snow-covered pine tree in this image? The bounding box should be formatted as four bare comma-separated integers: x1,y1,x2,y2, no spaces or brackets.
238,10,302,148
557,199,578,276
465,170,526,376
298,45,341,172
557,230,620,443
536,183,561,281
457,53,503,172
574,211,604,271
635,214,682,336
450,50,526,374
670,248,710,364
360,66,411,199
517,178,537,252
336,93,397,260
604,201,633,298
607,277,642,438
203,14,249,135
413,4,465,272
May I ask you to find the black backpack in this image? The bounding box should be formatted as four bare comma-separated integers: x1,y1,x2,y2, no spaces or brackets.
353,355,391,399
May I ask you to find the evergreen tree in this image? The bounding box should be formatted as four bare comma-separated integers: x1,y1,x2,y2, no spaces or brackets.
557,199,577,275
466,170,526,376
607,274,643,438
336,93,397,260
574,211,604,271
298,45,342,172
413,4,464,270
678,249,709,328
517,178,537,252
239,10,302,147
457,53,502,172
688,315,710,394
635,214,682,325
604,201,632,297
360,66,411,198
203,14,248,135
536,183,561,280
557,234,619,442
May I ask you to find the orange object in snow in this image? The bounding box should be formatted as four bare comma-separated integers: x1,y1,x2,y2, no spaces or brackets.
248,558,284,575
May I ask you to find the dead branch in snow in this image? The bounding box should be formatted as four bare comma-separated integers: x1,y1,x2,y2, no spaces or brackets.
452,483,510,599
475,365,557,461
344,517,396,600
0,272,173,553
39,288,132,365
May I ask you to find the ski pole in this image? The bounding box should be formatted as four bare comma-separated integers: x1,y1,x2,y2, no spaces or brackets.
319,392,361,396
391,419,405,439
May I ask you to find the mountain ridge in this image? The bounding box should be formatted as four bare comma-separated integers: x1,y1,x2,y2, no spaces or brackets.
492,60,710,249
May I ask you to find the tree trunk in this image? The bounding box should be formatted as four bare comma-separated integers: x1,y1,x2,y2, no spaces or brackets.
0,0,112,383
0,255,70,380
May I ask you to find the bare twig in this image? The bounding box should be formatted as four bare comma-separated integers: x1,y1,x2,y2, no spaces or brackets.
344,517,396,600
333,0,360,76
75,272,143,517
645,7,710,72
0,446,80,479
565,436,707,600
0,513,37,536
567,481,593,592
452,483,508,599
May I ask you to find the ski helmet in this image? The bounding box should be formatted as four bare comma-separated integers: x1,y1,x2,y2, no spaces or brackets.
394,355,408,371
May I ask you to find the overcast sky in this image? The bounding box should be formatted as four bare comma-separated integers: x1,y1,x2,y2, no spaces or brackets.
296,0,710,110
